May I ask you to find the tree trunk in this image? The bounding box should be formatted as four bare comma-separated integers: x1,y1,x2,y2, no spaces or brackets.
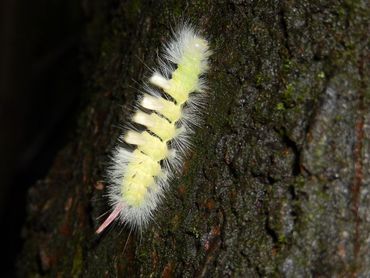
18,1,370,277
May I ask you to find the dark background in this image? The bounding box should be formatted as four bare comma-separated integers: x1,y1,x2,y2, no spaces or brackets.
0,0,83,275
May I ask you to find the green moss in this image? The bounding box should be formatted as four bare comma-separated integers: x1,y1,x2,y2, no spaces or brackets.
282,83,295,105
255,73,265,86
295,176,306,188
71,245,83,277
278,235,287,244
283,59,294,73
334,115,343,122
276,102,285,111
317,71,325,79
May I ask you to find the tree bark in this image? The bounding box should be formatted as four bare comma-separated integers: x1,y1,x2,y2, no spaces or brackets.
18,1,370,277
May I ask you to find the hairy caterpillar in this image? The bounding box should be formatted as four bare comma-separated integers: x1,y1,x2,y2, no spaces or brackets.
96,25,211,234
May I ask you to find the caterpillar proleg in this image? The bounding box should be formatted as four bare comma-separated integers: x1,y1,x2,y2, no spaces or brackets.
96,25,211,233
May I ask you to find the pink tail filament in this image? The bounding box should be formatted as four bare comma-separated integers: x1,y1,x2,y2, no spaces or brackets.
96,204,123,234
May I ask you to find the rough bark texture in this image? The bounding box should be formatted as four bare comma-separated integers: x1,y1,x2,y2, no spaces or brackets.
18,1,369,277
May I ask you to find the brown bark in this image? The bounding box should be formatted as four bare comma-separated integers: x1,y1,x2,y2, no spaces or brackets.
18,1,370,277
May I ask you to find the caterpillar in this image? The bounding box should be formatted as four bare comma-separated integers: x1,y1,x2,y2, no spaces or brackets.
96,24,211,234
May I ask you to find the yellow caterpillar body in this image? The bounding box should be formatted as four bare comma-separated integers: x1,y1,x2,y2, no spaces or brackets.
97,25,211,233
